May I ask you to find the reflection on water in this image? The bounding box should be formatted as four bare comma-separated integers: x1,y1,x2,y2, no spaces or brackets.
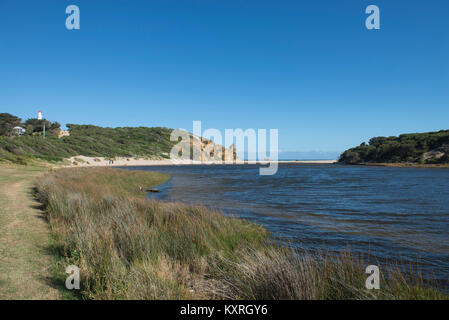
122,164,449,283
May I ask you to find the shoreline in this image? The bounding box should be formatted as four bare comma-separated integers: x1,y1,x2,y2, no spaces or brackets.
64,156,337,168
358,162,449,169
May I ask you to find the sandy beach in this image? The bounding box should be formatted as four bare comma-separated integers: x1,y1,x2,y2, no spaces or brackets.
65,156,337,167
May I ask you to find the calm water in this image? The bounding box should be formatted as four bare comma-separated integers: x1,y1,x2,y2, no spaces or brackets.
123,164,449,283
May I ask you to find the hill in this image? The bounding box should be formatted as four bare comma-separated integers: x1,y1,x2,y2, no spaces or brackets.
0,123,176,164
339,130,449,165
0,113,238,165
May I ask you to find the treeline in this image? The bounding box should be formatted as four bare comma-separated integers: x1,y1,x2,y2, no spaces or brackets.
0,113,175,164
0,113,61,137
339,130,449,164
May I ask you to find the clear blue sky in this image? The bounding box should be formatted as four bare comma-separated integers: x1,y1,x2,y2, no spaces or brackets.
1,0,448,153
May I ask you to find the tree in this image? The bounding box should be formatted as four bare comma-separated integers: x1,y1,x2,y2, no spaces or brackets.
339,150,361,164
25,124,33,136
24,118,60,136
0,113,22,136
49,121,61,134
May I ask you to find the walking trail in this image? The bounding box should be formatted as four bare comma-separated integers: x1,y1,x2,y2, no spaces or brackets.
0,165,61,299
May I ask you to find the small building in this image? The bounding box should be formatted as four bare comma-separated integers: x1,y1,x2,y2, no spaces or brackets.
58,129,70,138
12,126,26,136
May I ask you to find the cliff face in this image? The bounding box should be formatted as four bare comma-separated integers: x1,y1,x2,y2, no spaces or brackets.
171,133,239,162
58,129,70,138
339,130,449,165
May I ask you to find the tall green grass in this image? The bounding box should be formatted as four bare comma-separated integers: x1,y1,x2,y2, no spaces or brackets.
35,167,448,299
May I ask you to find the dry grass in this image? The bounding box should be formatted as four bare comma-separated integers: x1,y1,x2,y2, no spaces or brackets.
0,165,62,299
35,167,448,300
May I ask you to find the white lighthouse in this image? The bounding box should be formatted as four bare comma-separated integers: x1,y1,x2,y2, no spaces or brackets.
38,110,42,120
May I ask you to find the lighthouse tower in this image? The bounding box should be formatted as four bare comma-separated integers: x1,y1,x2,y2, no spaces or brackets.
38,110,42,120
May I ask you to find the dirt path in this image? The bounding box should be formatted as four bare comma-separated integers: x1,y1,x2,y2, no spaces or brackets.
0,165,62,300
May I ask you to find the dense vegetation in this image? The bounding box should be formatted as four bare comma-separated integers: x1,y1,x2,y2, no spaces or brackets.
0,112,61,137
0,113,22,136
35,167,447,299
24,118,61,135
339,130,449,165
0,112,176,164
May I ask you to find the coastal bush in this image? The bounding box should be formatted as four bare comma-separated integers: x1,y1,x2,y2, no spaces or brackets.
0,113,22,136
339,130,449,164
35,168,448,300
0,121,176,164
